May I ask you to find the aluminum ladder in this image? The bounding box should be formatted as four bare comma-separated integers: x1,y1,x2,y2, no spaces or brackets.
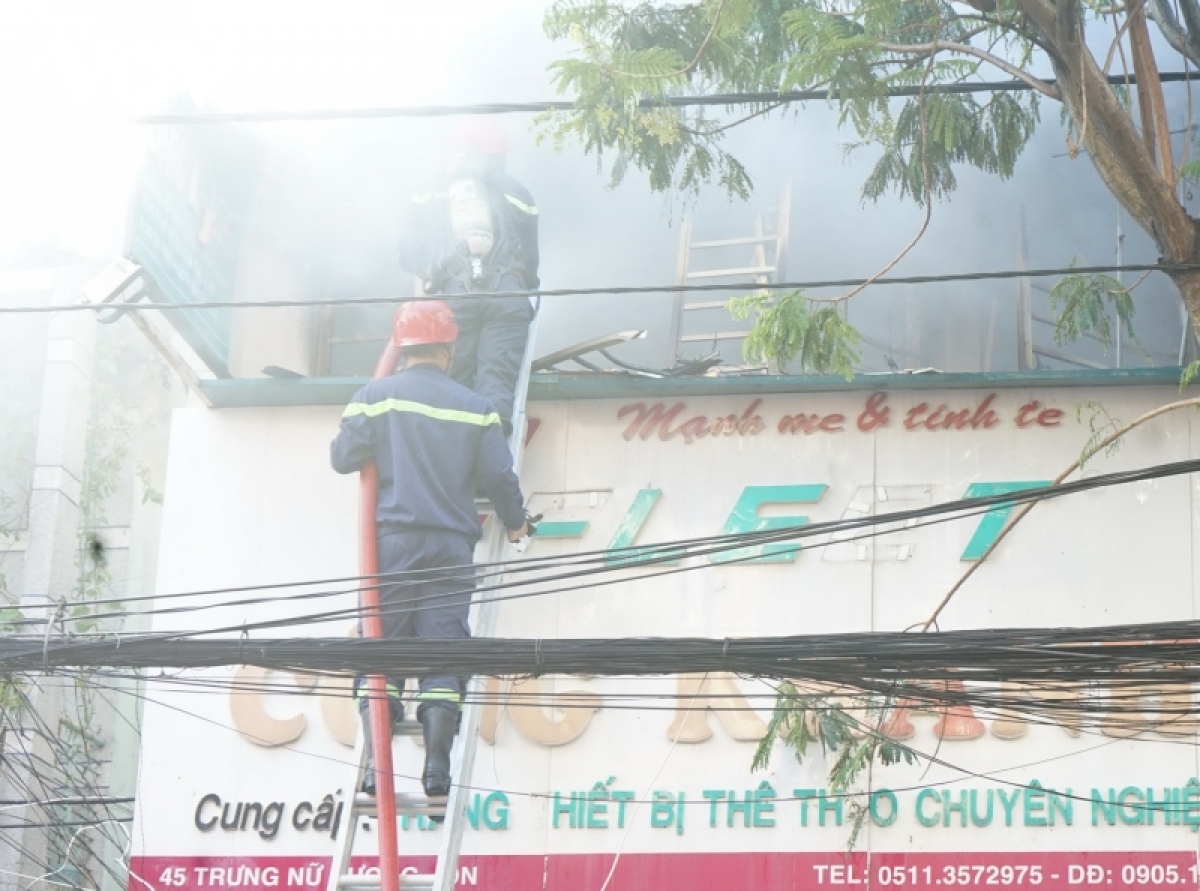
667,179,792,363
327,306,540,891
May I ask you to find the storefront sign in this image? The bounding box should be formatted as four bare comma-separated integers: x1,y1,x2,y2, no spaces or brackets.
616,394,1063,444
129,388,1200,891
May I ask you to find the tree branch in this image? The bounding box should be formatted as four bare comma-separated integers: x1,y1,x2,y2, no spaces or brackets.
921,397,1200,631
820,47,940,306
680,101,786,136
1145,0,1200,65
1179,0,1200,48
1013,0,1060,37
1022,0,1196,262
1129,5,1176,182
596,0,729,80
877,40,1061,97
1102,0,1148,72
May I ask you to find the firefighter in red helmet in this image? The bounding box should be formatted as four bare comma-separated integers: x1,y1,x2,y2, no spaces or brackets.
330,300,529,804
398,117,538,436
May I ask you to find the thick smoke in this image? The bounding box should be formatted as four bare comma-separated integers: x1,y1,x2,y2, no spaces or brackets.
223,3,1191,377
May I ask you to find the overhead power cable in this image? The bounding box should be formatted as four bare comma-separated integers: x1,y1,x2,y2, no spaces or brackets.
16,454,1142,616
0,686,135,890
13,499,1130,636
0,262,1190,316
66,670,1178,814
0,797,134,808
60,667,1192,730
4,489,1031,626
132,72,1199,124
27,457,1199,636
0,813,130,838
7,619,1200,687
0,456,1188,745
0,496,998,624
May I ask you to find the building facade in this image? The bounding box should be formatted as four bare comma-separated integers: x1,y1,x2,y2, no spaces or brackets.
126,370,1200,891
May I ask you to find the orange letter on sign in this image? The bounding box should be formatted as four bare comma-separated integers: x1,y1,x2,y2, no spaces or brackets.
667,673,767,743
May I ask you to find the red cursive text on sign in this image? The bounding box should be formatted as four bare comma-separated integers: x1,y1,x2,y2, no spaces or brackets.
614,393,1068,443
618,400,765,444
903,394,1000,431
1014,400,1064,428
777,412,846,434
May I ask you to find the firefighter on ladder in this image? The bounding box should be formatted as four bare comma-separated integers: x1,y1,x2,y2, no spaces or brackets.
330,300,530,802
398,117,538,437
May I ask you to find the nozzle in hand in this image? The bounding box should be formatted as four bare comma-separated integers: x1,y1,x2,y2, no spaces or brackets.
508,512,543,552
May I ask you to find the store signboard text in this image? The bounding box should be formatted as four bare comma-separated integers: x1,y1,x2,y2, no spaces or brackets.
616,393,1062,444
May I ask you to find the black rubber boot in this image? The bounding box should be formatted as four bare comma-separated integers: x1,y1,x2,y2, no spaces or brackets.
360,706,378,796
420,707,458,820
359,699,404,796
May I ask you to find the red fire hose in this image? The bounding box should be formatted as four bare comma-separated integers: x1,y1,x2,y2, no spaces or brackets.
359,330,404,891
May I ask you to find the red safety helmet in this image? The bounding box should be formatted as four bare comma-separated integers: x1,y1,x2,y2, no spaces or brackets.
451,117,509,157
392,301,458,348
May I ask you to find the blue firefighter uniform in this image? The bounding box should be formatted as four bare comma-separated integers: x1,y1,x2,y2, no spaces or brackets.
330,363,526,719
398,171,539,433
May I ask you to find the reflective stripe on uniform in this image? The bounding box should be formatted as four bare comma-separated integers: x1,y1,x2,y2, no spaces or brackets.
343,398,501,427
353,683,403,701
504,194,538,215
416,688,463,708
415,689,462,701
411,192,444,204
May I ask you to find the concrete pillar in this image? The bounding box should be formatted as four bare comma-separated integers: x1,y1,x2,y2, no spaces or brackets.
0,265,96,891
20,267,96,610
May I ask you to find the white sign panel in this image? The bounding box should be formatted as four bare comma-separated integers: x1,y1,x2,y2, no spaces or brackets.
129,385,1200,891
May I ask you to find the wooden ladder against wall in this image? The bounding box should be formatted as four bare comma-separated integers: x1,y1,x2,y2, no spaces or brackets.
667,179,792,366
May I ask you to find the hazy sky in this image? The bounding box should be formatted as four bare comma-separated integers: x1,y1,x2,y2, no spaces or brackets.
0,0,543,258
1,1,1192,370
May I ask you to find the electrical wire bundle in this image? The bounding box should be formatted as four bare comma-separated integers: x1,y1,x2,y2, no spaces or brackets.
2,459,1200,879
6,457,1197,640
1,457,1199,735
2,618,1198,693
0,681,139,890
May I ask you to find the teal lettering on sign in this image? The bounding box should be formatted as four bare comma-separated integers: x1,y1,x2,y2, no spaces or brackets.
533,521,589,539
943,790,969,827
960,481,1050,560
605,489,680,567
464,792,510,830
915,789,940,827
710,485,828,564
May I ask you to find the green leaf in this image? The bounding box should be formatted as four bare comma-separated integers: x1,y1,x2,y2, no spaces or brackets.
0,607,21,632
752,683,920,853
731,291,861,377
862,92,1038,205
1075,399,1122,466
1048,266,1135,350
753,683,793,771
1181,360,1200,391
542,0,1042,202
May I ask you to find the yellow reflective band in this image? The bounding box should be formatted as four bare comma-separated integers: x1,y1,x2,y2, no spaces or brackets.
505,194,538,215
354,683,403,700
343,399,501,427
411,192,443,204
416,689,463,708
416,689,461,700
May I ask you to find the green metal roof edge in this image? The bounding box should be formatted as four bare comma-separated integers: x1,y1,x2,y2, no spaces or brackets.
526,366,1184,399
199,366,1185,408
